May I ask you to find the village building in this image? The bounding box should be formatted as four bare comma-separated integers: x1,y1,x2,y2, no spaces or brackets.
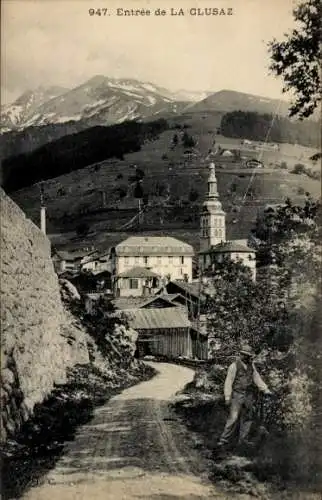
162,280,206,319
114,266,161,297
199,162,256,280
52,247,112,275
115,307,193,359
111,236,194,283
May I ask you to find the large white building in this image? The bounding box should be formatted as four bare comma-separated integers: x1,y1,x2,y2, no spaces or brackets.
199,163,256,280
111,236,194,296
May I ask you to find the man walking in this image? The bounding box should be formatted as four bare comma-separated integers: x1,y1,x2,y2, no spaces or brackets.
217,343,272,451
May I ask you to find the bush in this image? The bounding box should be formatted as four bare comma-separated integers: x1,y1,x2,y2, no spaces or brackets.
182,131,196,148
75,222,90,236
189,188,199,202
292,163,306,174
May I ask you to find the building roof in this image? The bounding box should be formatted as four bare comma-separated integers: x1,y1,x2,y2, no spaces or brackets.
91,269,112,277
200,240,256,254
168,280,202,299
117,266,160,279
161,293,184,302
115,236,194,256
54,249,97,262
120,307,191,330
139,295,178,308
113,294,178,311
222,149,234,157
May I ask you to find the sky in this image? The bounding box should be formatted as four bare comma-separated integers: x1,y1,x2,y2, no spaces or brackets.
1,0,298,104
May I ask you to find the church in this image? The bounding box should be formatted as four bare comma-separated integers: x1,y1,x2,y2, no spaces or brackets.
199,163,256,280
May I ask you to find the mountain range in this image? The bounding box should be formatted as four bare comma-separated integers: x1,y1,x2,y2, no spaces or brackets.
1,75,301,133
1,76,211,132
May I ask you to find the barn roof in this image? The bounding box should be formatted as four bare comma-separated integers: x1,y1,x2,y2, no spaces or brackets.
121,307,191,330
168,280,202,300
112,294,178,310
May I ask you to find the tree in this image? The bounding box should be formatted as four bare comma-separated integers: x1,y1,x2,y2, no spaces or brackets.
134,181,144,199
75,222,90,236
189,188,199,202
203,258,293,356
172,133,179,146
268,0,321,119
182,131,196,148
116,185,127,200
292,163,306,174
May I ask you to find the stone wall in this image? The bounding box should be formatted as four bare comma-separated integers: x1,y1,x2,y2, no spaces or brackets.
1,189,89,441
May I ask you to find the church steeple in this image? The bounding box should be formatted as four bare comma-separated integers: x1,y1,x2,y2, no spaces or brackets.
207,162,219,199
200,162,226,253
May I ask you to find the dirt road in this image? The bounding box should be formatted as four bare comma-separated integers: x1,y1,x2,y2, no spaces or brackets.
22,362,225,500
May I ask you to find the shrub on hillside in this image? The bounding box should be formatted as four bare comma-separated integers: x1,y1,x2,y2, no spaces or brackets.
182,131,196,148
292,163,306,174
75,222,90,236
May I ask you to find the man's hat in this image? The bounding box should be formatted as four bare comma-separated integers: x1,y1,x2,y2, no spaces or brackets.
240,343,254,357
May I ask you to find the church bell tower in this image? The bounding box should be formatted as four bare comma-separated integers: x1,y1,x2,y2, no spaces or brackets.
200,162,226,253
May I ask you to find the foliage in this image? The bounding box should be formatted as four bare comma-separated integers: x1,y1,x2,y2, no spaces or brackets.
291,163,321,180
129,166,145,183
292,163,306,174
220,110,320,147
84,296,138,369
189,188,199,202
2,119,168,192
133,181,144,199
172,133,179,146
281,368,313,430
251,196,321,265
75,222,90,236
203,258,293,357
182,131,196,148
268,0,321,119
114,185,127,200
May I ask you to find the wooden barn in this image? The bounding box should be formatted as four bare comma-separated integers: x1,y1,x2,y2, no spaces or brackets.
121,307,193,359
163,280,206,319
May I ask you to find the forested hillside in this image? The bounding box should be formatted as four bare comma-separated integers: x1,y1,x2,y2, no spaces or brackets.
1,119,169,192
220,111,320,148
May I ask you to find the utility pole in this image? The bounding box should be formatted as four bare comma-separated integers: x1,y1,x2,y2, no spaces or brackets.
39,182,46,235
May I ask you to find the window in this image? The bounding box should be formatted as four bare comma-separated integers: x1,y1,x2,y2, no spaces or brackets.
135,256,140,264
143,256,148,265
157,256,162,264
180,256,184,264
124,256,129,264
129,279,139,289
168,256,173,263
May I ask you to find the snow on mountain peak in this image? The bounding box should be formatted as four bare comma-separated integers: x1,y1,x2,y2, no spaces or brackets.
1,76,206,131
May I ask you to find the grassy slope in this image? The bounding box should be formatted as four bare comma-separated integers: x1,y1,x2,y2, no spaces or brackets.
10,111,320,251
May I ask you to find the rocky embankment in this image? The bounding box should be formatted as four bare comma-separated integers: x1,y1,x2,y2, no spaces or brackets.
1,188,91,442
0,188,156,498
